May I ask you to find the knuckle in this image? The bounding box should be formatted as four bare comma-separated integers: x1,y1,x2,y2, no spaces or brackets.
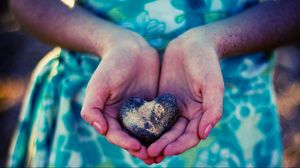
184,38,197,48
187,131,198,139
204,71,220,83
204,74,225,93
158,136,168,142
142,47,157,56
178,117,188,124
128,140,138,148
210,110,222,126
180,35,199,50
217,82,225,93
168,143,177,151
172,125,184,137
172,127,183,135
123,40,142,53
187,134,200,147
170,39,180,47
159,136,171,144
106,136,116,145
190,141,199,148
141,48,159,63
167,39,181,52
80,110,88,121
216,112,223,122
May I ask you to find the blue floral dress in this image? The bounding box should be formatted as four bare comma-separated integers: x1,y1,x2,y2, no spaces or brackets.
9,0,282,167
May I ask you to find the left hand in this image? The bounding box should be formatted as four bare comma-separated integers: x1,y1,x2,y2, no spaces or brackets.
147,27,224,160
80,28,160,163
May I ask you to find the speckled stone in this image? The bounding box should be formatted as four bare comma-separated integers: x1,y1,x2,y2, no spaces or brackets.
119,93,179,146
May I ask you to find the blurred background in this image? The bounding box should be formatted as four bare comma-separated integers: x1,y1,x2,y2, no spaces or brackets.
0,0,300,167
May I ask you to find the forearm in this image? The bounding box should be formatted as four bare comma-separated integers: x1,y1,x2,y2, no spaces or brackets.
9,0,122,57
200,0,300,58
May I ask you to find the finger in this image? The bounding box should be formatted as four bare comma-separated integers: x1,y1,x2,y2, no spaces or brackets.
81,68,110,134
127,146,148,160
154,155,165,164
143,158,155,165
164,115,201,156
198,76,224,139
105,116,141,151
81,108,107,135
147,117,187,157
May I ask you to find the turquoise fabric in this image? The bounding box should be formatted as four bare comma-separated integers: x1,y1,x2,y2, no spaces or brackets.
9,0,282,167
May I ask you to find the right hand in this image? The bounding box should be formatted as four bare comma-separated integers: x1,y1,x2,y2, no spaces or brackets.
80,27,160,163
148,27,224,160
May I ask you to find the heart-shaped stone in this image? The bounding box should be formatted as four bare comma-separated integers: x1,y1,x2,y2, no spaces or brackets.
119,93,179,146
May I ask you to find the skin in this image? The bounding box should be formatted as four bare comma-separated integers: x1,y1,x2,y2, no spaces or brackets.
10,0,158,162
148,0,300,163
10,0,300,165
81,32,160,162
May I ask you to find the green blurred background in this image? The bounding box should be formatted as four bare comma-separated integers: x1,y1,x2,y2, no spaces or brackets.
0,0,300,167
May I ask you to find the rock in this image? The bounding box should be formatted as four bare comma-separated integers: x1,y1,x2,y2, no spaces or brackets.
119,93,179,146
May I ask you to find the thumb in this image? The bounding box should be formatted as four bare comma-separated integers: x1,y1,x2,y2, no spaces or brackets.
198,78,224,139
81,68,109,135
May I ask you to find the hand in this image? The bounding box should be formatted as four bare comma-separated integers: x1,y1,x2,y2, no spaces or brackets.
81,28,159,163
148,27,224,159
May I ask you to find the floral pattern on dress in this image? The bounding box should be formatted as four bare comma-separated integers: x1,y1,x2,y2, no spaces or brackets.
9,0,282,167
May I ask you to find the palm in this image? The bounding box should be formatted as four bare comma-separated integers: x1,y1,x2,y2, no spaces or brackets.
148,44,205,156
148,34,224,158
81,37,160,161
102,49,159,149
100,49,159,117
159,53,203,120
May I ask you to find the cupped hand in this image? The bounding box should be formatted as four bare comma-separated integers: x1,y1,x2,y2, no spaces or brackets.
148,27,224,159
80,28,159,163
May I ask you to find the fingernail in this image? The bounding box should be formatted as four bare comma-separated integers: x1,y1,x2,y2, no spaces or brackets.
92,121,103,134
203,124,213,139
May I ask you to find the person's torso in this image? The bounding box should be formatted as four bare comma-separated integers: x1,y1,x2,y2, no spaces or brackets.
78,0,259,49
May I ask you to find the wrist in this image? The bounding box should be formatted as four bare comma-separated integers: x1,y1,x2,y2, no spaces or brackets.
95,27,153,60
191,26,225,59
91,21,130,57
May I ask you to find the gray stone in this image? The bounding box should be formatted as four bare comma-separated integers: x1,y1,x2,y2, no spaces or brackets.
119,93,179,146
